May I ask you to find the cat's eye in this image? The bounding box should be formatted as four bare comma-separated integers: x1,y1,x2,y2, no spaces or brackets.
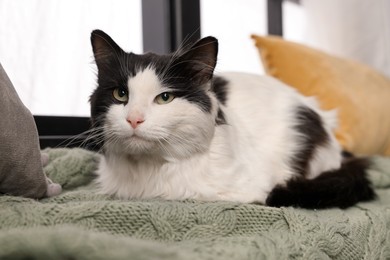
113,88,128,102
155,92,175,105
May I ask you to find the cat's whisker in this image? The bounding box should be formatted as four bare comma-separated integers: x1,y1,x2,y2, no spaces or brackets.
152,130,204,157
52,126,105,150
158,140,177,160
78,125,106,141
81,132,106,149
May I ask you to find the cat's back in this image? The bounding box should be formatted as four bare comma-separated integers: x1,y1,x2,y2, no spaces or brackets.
218,72,303,110
217,72,309,139
217,72,336,130
212,72,341,181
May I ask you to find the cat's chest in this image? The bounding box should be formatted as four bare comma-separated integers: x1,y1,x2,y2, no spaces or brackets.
98,154,212,199
97,146,272,203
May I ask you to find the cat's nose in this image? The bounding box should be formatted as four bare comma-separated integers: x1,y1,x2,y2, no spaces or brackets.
127,117,145,129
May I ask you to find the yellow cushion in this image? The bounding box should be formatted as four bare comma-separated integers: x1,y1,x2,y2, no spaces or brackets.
251,35,390,156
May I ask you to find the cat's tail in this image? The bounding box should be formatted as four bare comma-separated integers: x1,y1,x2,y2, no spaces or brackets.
265,158,376,209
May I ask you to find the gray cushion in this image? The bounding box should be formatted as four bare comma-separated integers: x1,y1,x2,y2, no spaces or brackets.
0,63,47,198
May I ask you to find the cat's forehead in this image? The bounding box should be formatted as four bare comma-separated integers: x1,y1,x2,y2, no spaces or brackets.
127,67,163,94
126,52,172,73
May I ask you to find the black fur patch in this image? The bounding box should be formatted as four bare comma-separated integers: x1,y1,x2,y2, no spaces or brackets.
163,81,213,113
210,76,228,125
266,158,376,209
342,150,354,158
156,36,218,113
211,76,229,105
291,106,329,176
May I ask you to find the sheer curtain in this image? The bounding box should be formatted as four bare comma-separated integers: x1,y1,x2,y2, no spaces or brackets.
0,0,142,116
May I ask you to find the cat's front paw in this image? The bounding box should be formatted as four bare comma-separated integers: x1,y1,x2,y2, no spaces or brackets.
41,152,62,197
46,179,62,197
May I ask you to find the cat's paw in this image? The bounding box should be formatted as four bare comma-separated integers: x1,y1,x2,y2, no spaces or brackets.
45,177,62,197
41,152,50,166
41,152,63,197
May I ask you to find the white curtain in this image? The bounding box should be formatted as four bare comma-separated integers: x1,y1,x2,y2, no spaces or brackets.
0,0,142,116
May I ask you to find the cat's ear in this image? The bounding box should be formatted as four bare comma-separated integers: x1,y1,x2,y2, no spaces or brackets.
90,30,124,70
175,36,218,84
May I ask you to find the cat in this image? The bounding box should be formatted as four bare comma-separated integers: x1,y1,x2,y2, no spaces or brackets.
89,29,375,209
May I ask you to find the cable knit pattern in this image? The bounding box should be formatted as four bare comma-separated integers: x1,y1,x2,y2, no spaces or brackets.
0,148,390,259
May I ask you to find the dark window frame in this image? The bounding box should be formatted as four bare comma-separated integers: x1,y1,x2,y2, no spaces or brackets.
142,0,201,54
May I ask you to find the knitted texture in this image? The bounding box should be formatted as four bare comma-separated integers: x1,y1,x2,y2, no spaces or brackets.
1,148,390,259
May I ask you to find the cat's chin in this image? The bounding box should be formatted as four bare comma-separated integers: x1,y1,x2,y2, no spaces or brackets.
126,135,157,152
105,134,158,156
106,138,205,162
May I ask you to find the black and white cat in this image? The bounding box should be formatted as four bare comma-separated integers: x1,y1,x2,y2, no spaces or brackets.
89,30,375,209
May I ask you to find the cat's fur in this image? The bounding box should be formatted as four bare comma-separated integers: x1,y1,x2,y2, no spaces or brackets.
89,30,375,209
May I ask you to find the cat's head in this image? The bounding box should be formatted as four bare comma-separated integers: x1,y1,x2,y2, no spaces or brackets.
90,30,220,160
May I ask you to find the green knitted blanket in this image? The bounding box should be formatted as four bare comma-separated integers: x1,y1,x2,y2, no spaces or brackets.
1,148,390,259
